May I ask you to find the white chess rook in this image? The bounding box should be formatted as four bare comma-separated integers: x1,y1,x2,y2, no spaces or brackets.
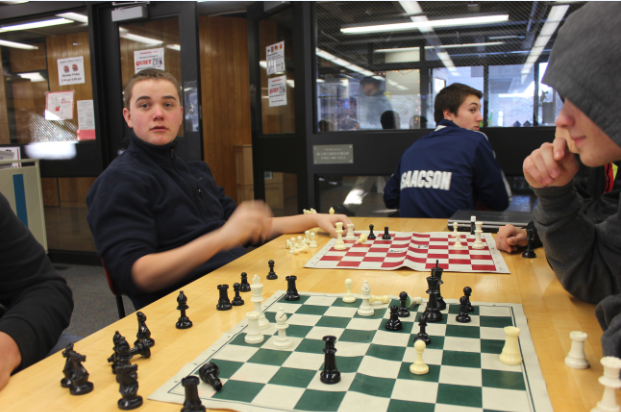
410,340,429,375
273,307,292,349
592,356,621,412
334,222,346,250
472,221,484,249
357,280,374,316
250,275,269,329
245,311,264,344
342,278,356,303
565,331,589,369
345,223,356,240
499,326,522,365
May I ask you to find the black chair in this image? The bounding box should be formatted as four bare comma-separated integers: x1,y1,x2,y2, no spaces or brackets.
101,259,126,319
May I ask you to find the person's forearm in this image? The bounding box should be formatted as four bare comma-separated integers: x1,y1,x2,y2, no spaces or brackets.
271,214,318,238
132,228,231,292
0,332,21,391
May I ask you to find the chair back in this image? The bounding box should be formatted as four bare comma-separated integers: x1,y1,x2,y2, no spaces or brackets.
101,258,126,319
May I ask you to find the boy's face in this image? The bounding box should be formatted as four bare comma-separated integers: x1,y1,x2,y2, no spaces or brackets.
122,79,183,146
556,99,621,167
444,95,483,131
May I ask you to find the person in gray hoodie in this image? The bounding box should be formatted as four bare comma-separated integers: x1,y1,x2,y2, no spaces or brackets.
522,2,621,357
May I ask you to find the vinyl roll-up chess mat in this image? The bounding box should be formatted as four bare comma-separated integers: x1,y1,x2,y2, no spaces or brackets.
150,291,552,412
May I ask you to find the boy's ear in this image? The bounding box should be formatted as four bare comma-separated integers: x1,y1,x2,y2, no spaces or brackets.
122,108,133,128
443,109,454,121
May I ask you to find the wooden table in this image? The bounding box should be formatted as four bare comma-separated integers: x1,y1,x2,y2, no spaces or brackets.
0,218,614,411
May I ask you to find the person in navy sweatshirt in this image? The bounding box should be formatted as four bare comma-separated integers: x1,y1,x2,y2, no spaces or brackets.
383,83,511,218
86,69,351,310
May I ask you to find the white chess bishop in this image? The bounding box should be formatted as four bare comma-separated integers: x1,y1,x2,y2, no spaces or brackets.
357,280,374,316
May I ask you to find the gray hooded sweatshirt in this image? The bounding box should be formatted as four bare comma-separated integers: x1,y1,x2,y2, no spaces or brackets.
534,2,621,357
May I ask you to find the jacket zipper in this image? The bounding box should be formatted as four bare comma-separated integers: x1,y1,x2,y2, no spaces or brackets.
170,148,210,223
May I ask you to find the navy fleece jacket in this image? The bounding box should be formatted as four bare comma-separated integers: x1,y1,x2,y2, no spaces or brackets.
86,134,245,309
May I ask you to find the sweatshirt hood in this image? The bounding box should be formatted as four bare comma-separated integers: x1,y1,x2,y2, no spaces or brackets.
542,2,621,148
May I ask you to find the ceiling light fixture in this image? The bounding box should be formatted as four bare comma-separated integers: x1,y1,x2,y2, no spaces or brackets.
56,12,88,23
521,4,569,78
0,39,38,50
166,44,181,51
316,48,374,77
18,72,46,82
119,31,163,46
0,18,73,33
341,14,509,35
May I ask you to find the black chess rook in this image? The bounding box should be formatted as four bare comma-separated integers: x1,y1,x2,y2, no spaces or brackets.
397,291,410,317
431,261,446,311
368,224,376,240
320,336,341,384
176,291,193,329
385,306,403,331
181,375,206,412
232,283,244,306
267,259,278,280
285,276,300,301
522,227,537,259
216,284,233,311
239,272,251,292
199,362,223,391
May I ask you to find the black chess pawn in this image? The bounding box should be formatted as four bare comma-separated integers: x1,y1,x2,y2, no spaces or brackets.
285,276,300,301
68,351,94,395
463,286,474,313
135,311,154,347
456,296,471,323
60,343,74,388
232,283,244,306
267,259,278,280
424,275,443,323
176,291,193,329
239,272,251,292
198,362,223,391
320,336,341,384
216,284,233,311
382,226,391,240
431,261,446,311
415,312,431,346
181,375,206,412
116,363,143,410
397,291,410,317
385,306,403,331
522,227,537,258
368,224,376,240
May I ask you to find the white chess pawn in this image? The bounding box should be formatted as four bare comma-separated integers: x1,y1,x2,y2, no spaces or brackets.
592,356,621,412
410,340,429,375
499,326,522,365
329,207,335,214
310,208,316,213
298,236,305,246
305,230,311,244
369,295,390,305
289,240,296,254
357,280,374,316
345,223,356,240
286,239,290,249
565,331,589,369
452,221,459,237
453,233,463,249
334,222,346,250
472,221,484,249
250,275,269,329
342,278,356,303
245,311,264,344
309,232,317,248
273,307,292,349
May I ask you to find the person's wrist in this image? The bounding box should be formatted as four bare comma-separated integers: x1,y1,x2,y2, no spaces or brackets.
0,332,22,375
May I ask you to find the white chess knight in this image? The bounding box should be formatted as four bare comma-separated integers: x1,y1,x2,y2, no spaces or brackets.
357,280,374,316
250,275,269,329
273,307,292,349
345,223,356,240
410,340,429,375
245,311,264,344
342,278,356,303
472,221,485,249
499,326,522,365
592,356,621,412
334,222,347,250
565,331,589,369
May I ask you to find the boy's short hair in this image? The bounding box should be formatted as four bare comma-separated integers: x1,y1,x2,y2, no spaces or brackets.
434,83,483,124
123,68,182,109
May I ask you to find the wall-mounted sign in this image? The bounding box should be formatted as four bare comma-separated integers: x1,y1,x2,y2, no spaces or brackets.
313,144,354,165
134,48,164,73
57,56,85,86
268,75,287,107
266,40,285,75
77,100,96,141
45,91,75,120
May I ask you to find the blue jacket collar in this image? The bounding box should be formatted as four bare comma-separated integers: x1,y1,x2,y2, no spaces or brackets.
129,132,178,163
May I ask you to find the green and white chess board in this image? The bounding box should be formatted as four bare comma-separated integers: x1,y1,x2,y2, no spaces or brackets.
150,291,553,412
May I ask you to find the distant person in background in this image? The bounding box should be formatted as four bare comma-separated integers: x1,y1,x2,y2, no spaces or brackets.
384,83,511,218
359,77,392,129
381,111,400,130
318,120,333,132
0,192,73,391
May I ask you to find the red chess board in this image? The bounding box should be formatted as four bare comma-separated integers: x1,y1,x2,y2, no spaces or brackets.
304,231,510,274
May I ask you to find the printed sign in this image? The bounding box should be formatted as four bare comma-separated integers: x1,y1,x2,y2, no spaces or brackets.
134,48,164,73
266,41,285,75
57,56,85,86
45,91,75,121
268,75,287,107
313,144,354,164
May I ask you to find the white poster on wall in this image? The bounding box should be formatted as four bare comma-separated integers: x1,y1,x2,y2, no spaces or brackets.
45,91,75,120
57,56,85,86
77,100,95,130
268,75,287,107
134,48,164,73
0,147,21,169
266,41,285,75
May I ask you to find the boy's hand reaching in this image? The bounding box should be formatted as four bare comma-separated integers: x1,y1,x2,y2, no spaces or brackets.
313,213,354,238
220,201,273,249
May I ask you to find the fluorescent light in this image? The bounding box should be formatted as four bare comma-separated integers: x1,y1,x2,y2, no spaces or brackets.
0,18,73,33
489,35,524,40
259,60,267,69
316,79,325,83
286,79,295,88
56,12,88,23
375,47,419,53
0,39,38,50
18,72,45,82
341,14,509,34
521,5,569,77
315,48,373,77
425,41,504,49
119,32,163,46
166,44,181,51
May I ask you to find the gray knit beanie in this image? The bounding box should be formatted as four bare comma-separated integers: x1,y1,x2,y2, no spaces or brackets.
542,2,621,148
